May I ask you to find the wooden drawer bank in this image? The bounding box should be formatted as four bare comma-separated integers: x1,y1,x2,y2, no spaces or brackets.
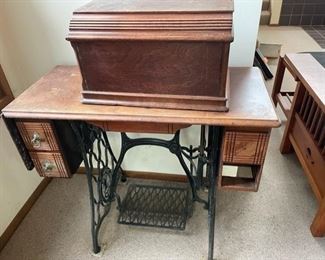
15,120,83,178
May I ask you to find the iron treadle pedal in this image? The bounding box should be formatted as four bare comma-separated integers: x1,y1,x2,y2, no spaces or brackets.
118,183,193,230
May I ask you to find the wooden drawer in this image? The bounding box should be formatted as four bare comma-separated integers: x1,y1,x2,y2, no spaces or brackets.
219,128,271,192
12,120,83,178
16,121,59,151
223,129,270,165
291,114,325,194
30,152,71,178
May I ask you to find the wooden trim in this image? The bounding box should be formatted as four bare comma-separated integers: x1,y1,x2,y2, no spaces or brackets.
76,167,188,183
0,178,51,251
0,64,14,111
88,121,191,134
82,90,229,112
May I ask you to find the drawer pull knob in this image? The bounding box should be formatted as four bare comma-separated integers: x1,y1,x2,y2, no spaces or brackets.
31,132,41,148
42,160,55,172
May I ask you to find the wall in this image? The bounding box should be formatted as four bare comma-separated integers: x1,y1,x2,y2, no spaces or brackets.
229,0,262,67
0,0,262,236
279,0,325,26
270,0,283,25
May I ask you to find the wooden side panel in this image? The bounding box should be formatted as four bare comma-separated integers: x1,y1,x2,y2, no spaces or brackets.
291,114,325,198
16,121,59,151
76,41,226,97
72,40,230,111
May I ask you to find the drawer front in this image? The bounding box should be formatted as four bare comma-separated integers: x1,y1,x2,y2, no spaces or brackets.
291,115,325,191
223,130,270,165
16,121,59,151
30,152,70,178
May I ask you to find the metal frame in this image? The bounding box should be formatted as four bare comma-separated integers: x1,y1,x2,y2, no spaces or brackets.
70,121,224,260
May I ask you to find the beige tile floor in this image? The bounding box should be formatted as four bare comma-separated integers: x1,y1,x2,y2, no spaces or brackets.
0,26,324,260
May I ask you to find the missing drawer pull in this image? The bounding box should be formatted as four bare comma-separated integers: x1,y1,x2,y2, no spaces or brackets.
306,148,315,165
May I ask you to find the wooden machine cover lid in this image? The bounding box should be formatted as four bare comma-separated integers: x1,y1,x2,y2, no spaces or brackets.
67,0,233,41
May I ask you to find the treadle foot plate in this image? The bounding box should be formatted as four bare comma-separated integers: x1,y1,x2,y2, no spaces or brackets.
118,184,192,230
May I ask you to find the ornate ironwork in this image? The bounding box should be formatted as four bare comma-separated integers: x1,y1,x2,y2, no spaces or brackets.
70,121,223,260
118,183,192,230
70,122,120,254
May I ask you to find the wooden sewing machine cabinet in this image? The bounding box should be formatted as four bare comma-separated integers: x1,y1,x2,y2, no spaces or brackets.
2,66,279,259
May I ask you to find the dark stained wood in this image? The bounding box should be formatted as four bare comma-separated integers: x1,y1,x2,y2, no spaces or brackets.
67,0,233,111
2,67,280,128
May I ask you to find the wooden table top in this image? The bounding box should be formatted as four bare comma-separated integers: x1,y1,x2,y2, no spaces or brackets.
284,53,325,109
3,66,280,128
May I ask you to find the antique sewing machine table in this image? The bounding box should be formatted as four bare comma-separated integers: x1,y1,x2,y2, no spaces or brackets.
2,66,279,260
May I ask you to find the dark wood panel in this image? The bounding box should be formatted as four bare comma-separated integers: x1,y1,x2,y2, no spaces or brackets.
76,41,226,97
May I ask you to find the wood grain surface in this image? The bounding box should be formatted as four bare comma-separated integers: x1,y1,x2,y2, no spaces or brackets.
2,66,280,128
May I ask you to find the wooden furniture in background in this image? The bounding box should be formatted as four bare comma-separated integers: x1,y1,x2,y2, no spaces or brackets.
0,64,14,110
67,0,233,111
272,53,325,237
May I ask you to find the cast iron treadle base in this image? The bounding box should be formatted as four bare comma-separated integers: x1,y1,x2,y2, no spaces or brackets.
118,184,192,230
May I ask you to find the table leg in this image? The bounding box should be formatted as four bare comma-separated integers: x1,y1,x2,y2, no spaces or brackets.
197,125,206,188
272,56,285,105
311,197,325,237
71,121,219,256
207,126,224,260
70,122,121,254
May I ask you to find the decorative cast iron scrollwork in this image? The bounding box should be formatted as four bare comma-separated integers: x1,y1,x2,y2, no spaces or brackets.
70,121,121,254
